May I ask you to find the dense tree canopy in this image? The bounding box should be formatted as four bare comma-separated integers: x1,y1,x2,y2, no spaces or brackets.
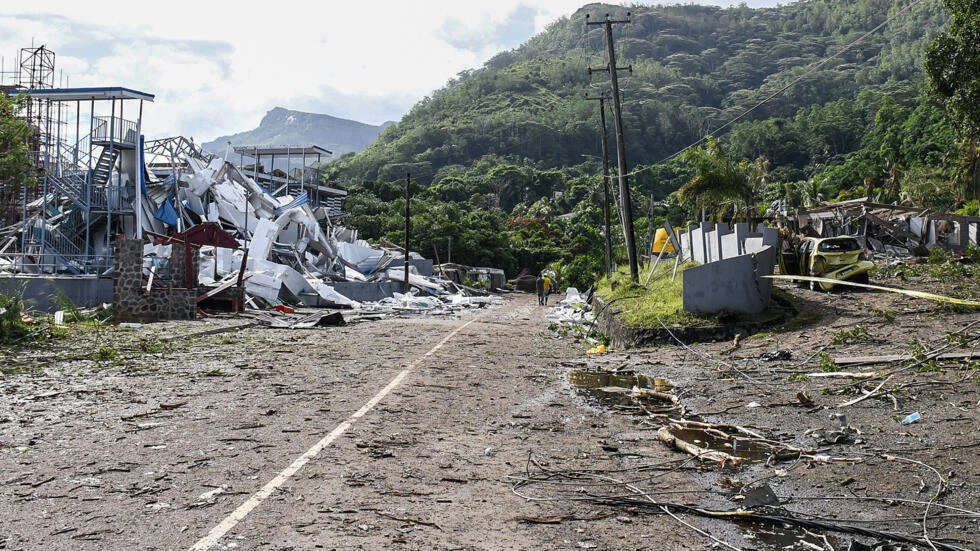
925,0,980,142
322,0,968,291
925,0,980,201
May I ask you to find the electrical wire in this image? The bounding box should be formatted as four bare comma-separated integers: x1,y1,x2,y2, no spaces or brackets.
786,495,980,520
513,466,974,551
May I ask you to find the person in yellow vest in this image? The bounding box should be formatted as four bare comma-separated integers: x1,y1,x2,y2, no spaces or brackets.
542,275,553,305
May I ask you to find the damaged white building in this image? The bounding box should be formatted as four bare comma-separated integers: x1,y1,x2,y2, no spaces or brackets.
0,47,481,317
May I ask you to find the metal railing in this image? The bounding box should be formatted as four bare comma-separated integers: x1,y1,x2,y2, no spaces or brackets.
0,250,111,276
44,172,108,210
92,116,138,148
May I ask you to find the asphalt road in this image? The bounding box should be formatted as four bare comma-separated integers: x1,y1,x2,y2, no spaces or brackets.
3,289,978,551
2,293,693,550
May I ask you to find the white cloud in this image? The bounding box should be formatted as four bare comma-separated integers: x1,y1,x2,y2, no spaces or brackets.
1,1,784,142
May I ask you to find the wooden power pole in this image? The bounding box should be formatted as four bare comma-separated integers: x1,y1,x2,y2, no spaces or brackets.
585,92,613,279
587,12,638,282
404,172,411,291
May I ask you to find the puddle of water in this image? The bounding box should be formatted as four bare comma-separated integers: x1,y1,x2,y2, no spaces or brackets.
739,520,841,549
669,427,773,463
568,370,671,409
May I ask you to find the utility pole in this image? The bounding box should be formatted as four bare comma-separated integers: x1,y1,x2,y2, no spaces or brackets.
585,92,613,279
587,12,638,282
404,172,411,291
645,193,655,263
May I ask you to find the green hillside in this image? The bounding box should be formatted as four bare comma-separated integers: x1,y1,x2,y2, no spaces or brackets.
321,0,972,290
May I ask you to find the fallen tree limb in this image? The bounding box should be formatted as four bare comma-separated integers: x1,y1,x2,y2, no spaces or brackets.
833,350,980,366
630,387,679,404
837,374,894,408
804,371,880,379
656,426,742,467
667,418,765,440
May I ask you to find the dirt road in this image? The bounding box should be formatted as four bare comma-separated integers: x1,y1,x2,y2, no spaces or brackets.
1,285,978,550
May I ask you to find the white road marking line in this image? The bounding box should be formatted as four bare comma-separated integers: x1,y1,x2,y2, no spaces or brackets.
189,315,482,550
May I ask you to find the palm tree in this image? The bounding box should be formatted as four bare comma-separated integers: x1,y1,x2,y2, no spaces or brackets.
799,178,825,209
677,136,764,228
741,155,769,228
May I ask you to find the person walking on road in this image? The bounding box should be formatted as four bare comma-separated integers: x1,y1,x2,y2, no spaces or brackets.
542,274,553,306
535,275,545,305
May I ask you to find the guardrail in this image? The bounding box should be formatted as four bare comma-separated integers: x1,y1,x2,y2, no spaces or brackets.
0,251,112,276
92,116,138,148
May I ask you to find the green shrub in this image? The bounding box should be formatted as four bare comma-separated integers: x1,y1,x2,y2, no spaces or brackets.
831,325,870,345
0,288,30,345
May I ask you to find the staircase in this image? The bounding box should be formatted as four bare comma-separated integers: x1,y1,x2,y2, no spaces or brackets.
22,207,113,275
33,145,123,273
23,220,85,274
17,113,142,275
91,147,120,194
44,147,117,211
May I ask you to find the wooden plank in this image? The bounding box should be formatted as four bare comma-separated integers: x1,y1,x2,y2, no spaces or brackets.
833,350,980,366
197,271,249,302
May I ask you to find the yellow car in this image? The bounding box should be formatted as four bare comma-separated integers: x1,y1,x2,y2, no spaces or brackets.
779,236,875,291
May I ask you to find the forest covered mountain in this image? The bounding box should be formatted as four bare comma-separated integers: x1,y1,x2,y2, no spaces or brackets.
325,0,947,188
316,0,971,288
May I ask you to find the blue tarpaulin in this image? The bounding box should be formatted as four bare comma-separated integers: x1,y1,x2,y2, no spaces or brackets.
154,194,179,226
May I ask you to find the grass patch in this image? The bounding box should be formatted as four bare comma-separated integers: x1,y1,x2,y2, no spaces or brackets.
594,261,712,328
818,351,841,372
0,362,30,375
95,345,118,362
592,262,801,330
137,337,168,354
870,307,896,322
200,368,227,377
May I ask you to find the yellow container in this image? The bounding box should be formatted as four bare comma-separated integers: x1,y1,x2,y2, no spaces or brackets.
653,228,676,253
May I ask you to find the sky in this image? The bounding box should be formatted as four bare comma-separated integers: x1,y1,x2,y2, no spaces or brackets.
0,1,785,143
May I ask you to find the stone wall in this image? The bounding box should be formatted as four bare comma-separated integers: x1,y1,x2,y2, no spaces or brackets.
113,237,197,323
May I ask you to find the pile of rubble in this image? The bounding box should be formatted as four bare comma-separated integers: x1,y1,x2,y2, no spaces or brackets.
140,140,507,315
1,136,505,318
776,199,979,256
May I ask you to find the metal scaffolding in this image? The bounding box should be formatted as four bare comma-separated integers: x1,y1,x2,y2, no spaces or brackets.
2,84,154,275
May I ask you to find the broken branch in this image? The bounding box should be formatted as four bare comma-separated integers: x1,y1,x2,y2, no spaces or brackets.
656,425,742,467
374,510,442,530
837,374,894,408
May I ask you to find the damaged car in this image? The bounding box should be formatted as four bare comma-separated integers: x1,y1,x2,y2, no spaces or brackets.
779,235,875,291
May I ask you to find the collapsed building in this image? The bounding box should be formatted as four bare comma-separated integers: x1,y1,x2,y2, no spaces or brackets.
0,45,497,321
775,199,980,256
